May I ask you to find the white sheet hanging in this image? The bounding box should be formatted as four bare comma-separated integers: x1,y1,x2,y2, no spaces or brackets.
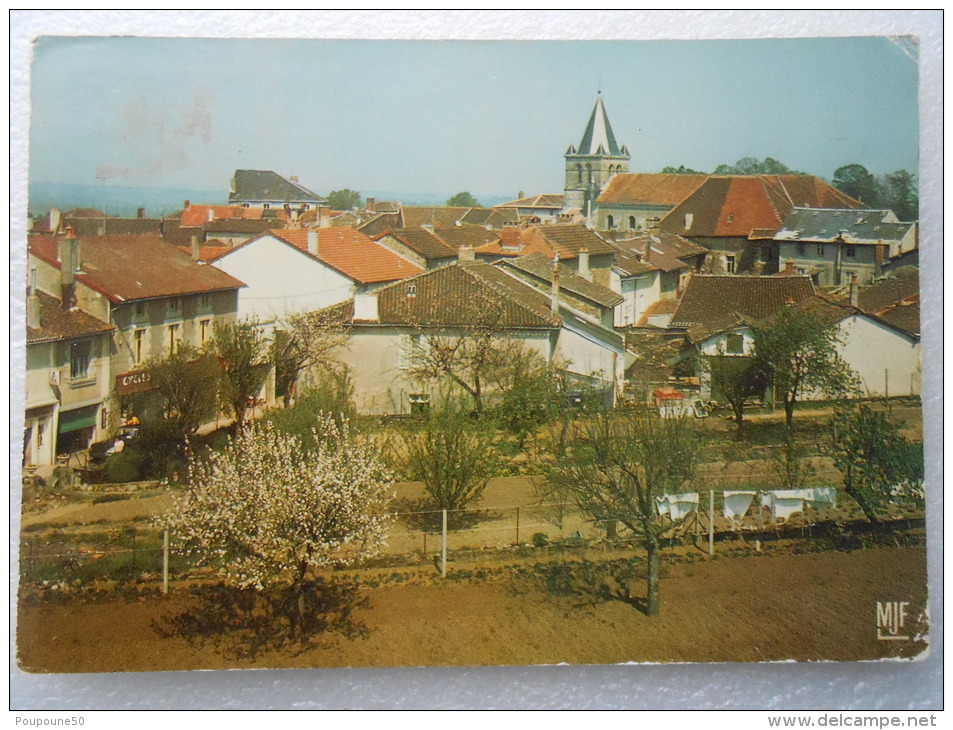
804,487,836,509
656,495,670,517
767,490,806,523
667,492,699,521
723,490,756,524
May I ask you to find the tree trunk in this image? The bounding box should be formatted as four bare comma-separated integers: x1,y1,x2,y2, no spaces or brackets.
784,398,795,427
645,535,661,617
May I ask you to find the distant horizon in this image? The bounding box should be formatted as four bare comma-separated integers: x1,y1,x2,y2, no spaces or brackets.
28,37,918,202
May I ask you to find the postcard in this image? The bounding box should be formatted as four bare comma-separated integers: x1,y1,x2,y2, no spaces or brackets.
11,11,941,711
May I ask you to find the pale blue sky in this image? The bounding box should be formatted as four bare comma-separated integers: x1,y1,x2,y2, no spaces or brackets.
29,35,919,199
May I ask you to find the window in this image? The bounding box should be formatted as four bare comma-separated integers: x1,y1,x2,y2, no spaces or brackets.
168,323,182,354
845,244,857,258
167,297,181,313
628,216,636,230
262,203,270,210
398,333,422,369
199,293,211,308
199,319,211,345
70,340,90,379
725,255,736,274
797,242,806,256
816,243,825,256
726,213,734,223
726,333,744,355
134,301,146,318
607,215,615,229
134,329,146,365
406,284,417,298
409,393,430,416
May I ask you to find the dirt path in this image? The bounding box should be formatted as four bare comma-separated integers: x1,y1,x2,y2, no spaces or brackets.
16,544,928,673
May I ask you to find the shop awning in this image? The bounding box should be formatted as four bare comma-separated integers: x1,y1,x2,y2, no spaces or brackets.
58,405,97,433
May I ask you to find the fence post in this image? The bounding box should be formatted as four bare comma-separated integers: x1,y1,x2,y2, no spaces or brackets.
708,490,714,556
441,509,447,578
162,528,170,595
515,507,520,546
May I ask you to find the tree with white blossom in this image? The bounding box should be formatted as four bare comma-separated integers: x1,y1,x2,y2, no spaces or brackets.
165,417,392,640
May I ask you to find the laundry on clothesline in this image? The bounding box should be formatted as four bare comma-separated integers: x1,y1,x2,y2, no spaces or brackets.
665,492,699,521
722,490,757,525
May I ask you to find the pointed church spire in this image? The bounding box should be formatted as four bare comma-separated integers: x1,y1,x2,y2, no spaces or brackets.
577,92,623,157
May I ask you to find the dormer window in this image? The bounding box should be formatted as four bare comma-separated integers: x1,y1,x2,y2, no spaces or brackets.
684,213,694,231
726,213,734,223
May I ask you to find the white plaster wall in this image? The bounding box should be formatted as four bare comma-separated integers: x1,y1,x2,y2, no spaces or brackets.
837,314,921,397
554,326,617,385
214,235,355,324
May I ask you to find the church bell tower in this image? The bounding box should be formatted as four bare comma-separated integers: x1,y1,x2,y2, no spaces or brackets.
564,92,630,220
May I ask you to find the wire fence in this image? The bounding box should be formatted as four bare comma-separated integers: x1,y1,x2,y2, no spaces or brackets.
20,484,927,594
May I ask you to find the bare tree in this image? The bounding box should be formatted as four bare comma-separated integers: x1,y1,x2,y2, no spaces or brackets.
542,409,701,616
271,310,349,407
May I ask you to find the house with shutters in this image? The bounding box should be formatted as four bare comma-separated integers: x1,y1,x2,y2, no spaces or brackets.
27,230,244,433
208,228,423,325
24,281,115,465
658,175,861,275
771,207,917,286
228,169,327,215
325,260,625,416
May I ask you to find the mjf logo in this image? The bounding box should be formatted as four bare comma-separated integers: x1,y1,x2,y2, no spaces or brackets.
876,601,910,641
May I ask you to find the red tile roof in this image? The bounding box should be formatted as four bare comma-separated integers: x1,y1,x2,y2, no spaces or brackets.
26,290,115,344
273,228,423,284
363,262,560,329
671,274,816,341
597,173,709,206
180,204,263,227
28,234,245,303
662,175,862,239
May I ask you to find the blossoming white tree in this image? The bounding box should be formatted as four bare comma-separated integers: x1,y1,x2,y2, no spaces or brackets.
165,417,392,639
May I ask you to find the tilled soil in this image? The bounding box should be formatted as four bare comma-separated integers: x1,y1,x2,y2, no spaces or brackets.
16,544,928,673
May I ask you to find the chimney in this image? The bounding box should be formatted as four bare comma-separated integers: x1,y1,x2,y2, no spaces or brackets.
366,197,376,213
353,292,379,322
191,235,201,262
27,268,41,330
183,200,190,210
307,230,318,256
290,175,299,183
458,245,475,262
551,253,561,317
207,208,215,223
49,207,61,235
58,227,77,309
518,190,524,200
317,206,331,228
783,259,795,276
849,274,859,307
137,207,145,219
577,247,592,281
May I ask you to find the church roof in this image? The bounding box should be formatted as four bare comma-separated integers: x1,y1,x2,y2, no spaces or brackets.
575,93,626,158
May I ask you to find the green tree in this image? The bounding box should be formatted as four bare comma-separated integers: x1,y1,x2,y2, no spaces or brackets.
660,165,706,174
828,403,924,523
446,191,480,207
751,307,858,427
404,403,498,526
542,409,701,616
142,345,221,443
327,189,362,211
713,157,802,175
705,354,768,432
210,318,269,428
880,169,919,221
831,164,879,206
